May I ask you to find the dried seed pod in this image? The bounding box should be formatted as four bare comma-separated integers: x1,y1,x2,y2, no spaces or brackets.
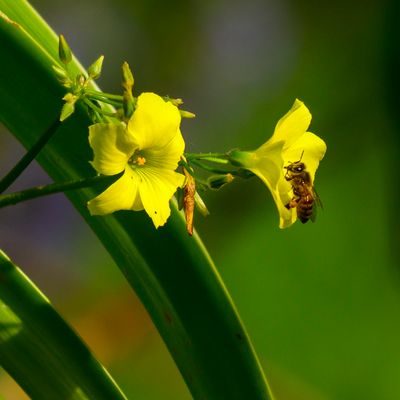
183,172,196,236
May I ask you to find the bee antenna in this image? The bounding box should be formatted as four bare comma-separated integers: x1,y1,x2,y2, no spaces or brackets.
299,150,304,161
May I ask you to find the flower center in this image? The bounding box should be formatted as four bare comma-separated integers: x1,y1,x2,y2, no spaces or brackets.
129,151,147,167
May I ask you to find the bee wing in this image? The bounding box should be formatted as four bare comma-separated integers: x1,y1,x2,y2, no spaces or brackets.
313,187,323,210
309,186,322,223
310,204,318,222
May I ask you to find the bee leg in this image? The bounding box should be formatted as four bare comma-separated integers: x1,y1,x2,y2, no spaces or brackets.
285,198,298,209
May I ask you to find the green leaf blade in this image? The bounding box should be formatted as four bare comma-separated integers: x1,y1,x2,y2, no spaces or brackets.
0,249,128,400
0,3,274,399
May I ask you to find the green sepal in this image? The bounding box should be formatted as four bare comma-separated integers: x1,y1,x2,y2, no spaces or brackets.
60,93,78,121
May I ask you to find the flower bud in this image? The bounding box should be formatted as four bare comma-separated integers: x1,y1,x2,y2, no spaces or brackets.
122,62,135,118
169,98,183,106
122,62,134,91
194,191,209,217
76,74,86,87
180,110,196,119
88,55,104,79
58,35,72,65
207,173,234,189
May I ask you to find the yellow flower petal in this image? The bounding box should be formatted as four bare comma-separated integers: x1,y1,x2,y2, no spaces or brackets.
277,178,297,228
144,128,185,170
251,141,285,191
283,132,327,182
89,123,136,175
137,169,185,228
87,167,142,215
270,99,311,149
127,93,181,150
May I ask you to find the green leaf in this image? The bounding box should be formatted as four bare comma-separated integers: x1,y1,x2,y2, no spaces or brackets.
0,249,127,400
0,3,274,399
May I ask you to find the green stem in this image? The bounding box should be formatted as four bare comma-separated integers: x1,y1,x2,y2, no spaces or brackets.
84,89,124,101
189,159,235,175
0,118,61,193
185,152,230,165
0,174,120,208
83,98,116,118
84,93,123,108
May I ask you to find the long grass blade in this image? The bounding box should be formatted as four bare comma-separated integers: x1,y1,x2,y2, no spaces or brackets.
0,249,128,400
0,2,274,398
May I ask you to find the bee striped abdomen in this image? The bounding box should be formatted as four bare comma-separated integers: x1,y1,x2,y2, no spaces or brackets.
297,193,314,223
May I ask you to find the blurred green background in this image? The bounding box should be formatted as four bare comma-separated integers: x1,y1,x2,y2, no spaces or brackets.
1,0,399,399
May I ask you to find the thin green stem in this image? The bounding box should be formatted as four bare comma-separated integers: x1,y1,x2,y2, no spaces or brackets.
0,174,120,208
92,107,106,123
83,98,116,118
189,159,235,175
185,152,228,159
84,89,124,101
0,118,61,194
84,93,122,108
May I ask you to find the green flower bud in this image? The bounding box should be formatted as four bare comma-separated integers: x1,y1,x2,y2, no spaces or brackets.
169,98,183,106
75,74,86,88
87,55,104,79
207,173,234,189
122,61,134,91
194,191,209,217
122,62,135,119
58,35,72,65
180,109,196,119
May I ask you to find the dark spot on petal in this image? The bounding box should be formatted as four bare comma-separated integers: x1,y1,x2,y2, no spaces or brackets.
154,211,157,214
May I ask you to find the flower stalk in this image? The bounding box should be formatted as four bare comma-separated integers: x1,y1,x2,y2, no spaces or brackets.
0,118,61,194
0,174,120,208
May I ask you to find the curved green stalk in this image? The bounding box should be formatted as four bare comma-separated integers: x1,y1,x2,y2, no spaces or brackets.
0,2,274,399
0,249,127,400
0,174,119,208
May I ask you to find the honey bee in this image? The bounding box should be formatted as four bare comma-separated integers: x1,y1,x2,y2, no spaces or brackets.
284,152,321,223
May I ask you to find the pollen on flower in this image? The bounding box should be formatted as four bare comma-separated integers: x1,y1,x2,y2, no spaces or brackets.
137,156,146,166
128,153,146,167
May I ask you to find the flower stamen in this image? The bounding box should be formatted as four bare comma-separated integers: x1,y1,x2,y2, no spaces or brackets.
129,152,146,167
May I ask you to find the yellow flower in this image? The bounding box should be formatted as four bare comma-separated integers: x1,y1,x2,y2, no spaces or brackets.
229,99,326,228
87,92,185,228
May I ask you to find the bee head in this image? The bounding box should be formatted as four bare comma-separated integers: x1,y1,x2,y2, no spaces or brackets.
285,151,306,173
285,161,305,173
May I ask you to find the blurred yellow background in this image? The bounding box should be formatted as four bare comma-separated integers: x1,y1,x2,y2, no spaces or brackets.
1,0,399,399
